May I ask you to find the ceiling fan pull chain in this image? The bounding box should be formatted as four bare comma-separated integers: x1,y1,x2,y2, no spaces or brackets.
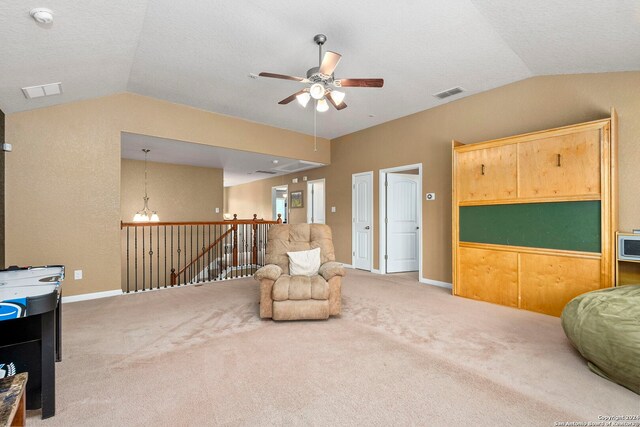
314,106,318,152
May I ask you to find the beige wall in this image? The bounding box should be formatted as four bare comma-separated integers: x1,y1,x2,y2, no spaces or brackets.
225,169,330,224
5,93,329,296
6,73,640,295
121,159,224,222
226,72,640,283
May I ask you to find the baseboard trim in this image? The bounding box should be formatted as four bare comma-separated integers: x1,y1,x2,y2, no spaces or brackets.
419,277,453,290
62,289,123,303
343,264,383,275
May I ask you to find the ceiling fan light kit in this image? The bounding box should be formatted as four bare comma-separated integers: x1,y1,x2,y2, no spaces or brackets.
330,90,345,105
316,98,329,112
259,34,384,112
296,92,311,107
309,83,325,100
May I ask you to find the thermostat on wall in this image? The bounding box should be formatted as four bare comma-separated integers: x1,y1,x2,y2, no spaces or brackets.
2,143,12,152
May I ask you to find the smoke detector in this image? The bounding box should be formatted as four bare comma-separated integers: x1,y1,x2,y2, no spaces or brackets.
30,8,54,24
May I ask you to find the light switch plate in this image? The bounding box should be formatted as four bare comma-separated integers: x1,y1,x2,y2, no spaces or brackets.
292,178,298,183
426,193,436,201
331,206,336,213
74,270,83,280
215,208,220,213
303,176,308,181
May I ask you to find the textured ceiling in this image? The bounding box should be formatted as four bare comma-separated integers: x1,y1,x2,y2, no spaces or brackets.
0,1,148,113
1,0,639,139
121,133,324,187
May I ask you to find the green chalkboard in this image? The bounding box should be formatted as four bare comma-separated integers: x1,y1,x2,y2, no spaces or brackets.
459,201,601,253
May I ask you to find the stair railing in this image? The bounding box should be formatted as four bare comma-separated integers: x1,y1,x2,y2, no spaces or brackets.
120,214,281,293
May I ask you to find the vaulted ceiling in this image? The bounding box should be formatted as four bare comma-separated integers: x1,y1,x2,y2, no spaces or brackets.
1,1,639,139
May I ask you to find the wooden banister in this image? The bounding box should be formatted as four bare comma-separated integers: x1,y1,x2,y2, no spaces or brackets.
121,216,280,229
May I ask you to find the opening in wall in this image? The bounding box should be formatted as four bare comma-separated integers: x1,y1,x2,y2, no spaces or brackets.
272,185,288,223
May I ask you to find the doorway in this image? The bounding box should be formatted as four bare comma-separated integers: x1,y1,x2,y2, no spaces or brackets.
272,185,288,223
352,172,373,271
307,179,325,224
379,164,422,276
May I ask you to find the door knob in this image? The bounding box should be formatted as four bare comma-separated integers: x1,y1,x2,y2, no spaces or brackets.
365,226,370,230
416,226,420,229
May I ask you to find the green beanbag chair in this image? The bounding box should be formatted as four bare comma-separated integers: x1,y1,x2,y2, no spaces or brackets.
561,285,640,394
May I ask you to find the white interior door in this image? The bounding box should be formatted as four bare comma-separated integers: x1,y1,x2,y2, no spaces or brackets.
307,179,325,224
386,173,420,273
352,172,373,271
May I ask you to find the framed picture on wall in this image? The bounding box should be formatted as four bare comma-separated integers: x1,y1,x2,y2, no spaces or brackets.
290,191,304,208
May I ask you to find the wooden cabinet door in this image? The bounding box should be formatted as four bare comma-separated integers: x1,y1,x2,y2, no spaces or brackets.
457,246,518,307
457,145,517,202
518,129,601,198
519,253,601,316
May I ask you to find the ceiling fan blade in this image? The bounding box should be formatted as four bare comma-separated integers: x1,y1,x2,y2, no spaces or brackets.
327,92,347,110
336,78,384,88
319,51,342,76
278,90,307,105
259,72,306,82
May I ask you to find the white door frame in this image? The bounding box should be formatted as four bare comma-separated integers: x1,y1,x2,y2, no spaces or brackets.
272,184,288,222
352,171,374,271
307,178,326,223
379,163,423,277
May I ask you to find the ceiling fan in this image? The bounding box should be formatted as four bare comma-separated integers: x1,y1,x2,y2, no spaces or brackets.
259,34,384,112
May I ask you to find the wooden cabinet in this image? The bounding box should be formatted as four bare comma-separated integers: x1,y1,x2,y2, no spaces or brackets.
519,253,601,316
457,145,517,202
458,247,518,307
518,129,601,199
452,111,617,317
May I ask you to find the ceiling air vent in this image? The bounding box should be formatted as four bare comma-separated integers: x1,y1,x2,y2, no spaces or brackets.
22,82,63,99
255,170,277,175
433,87,464,100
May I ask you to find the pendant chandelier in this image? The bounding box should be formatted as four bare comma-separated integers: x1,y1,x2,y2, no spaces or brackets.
132,149,159,222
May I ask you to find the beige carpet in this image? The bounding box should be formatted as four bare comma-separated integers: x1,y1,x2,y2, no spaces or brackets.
29,270,638,426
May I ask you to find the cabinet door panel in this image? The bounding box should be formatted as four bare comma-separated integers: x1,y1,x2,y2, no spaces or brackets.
518,130,601,198
457,145,517,202
519,253,601,316
457,247,518,307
